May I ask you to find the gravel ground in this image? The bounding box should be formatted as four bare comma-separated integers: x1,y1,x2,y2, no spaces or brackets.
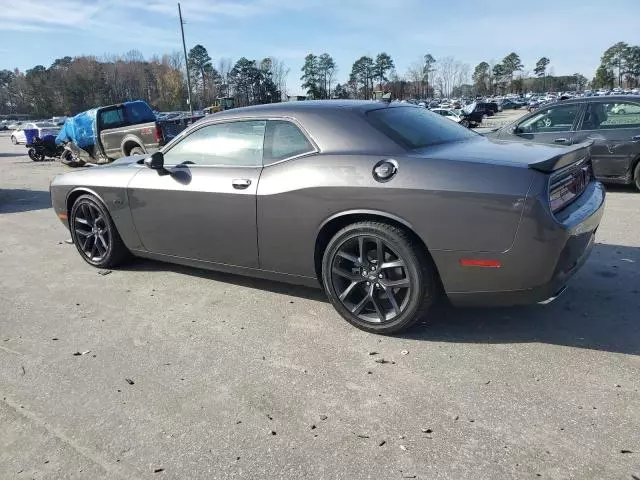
1,132,639,480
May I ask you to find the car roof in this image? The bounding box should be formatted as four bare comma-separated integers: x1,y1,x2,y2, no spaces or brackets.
209,100,409,119
175,100,415,156
556,95,640,104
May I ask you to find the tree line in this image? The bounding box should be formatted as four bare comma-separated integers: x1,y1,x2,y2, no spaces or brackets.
2,41,639,117
0,45,289,117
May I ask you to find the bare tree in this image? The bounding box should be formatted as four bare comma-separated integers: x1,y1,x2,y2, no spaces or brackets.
217,57,233,97
268,57,290,100
406,59,424,98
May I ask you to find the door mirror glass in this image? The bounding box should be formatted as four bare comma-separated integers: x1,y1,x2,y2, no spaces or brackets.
144,151,164,169
513,125,523,135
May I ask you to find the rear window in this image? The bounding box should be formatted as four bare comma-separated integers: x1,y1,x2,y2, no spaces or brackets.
367,106,475,149
125,101,156,124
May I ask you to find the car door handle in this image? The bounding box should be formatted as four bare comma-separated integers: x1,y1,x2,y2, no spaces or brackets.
232,179,251,189
554,138,569,143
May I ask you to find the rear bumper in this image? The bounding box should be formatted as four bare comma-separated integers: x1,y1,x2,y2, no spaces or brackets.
442,181,605,308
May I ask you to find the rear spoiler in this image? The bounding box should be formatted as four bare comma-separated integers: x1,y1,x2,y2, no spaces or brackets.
528,141,593,173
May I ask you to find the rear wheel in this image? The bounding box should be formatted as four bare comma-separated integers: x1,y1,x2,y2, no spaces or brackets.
129,146,144,156
70,194,130,268
321,222,438,334
11,135,17,145
633,161,640,191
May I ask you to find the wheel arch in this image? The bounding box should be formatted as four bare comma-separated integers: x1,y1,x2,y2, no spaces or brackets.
313,210,442,286
66,187,108,218
121,136,145,156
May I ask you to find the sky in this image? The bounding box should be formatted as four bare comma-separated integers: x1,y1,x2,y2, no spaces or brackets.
1,0,639,94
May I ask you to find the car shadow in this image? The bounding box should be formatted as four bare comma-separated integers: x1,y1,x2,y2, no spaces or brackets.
0,152,24,158
123,258,328,303
0,189,51,213
122,242,639,356
401,242,640,356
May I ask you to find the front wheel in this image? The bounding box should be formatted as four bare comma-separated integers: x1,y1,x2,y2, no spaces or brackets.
11,136,17,145
70,194,130,268
321,222,438,334
633,161,640,191
460,120,470,128
28,148,44,162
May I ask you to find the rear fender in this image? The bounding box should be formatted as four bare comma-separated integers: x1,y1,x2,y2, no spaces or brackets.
120,135,145,156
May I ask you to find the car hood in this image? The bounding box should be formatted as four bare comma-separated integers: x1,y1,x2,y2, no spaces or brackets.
108,154,147,167
416,137,587,171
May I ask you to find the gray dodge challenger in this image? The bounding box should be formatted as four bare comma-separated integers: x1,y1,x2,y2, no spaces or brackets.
50,101,605,333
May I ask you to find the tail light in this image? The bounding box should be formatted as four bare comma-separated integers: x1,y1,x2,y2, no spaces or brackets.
549,160,593,213
154,124,164,145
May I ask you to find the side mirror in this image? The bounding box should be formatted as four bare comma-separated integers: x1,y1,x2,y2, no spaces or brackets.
144,151,164,170
513,126,523,135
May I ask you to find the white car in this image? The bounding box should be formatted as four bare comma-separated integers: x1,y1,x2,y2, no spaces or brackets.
611,103,640,115
10,122,60,145
431,108,463,123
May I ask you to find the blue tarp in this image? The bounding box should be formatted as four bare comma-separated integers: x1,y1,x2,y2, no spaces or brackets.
55,108,97,148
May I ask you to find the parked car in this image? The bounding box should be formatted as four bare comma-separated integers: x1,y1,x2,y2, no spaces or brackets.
610,103,640,115
430,108,465,125
50,101,604,334
56,100,165,164
11,121,60,145
498,99,522,110
487,95,640,190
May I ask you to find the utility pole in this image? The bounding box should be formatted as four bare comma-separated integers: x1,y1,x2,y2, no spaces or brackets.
178,2,193,116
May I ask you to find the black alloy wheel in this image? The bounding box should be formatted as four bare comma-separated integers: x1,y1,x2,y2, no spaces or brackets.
70,195,129,268
322,222,438,334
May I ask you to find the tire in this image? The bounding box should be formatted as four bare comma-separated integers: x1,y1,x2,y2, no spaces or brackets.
11,135,17,145
321,222,438,334
28,148,43,162
633,161,640,192
618,109,625,115
460,120,470,128
129,146,144,156
70,194,130,269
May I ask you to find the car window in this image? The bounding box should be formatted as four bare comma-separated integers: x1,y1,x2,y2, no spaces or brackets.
367,106,476,149
518,103,580,133
264,120,314,162
35,122,56,128
100,108,126,129
581,102,640,130
163,120,266,167
125,102,156,124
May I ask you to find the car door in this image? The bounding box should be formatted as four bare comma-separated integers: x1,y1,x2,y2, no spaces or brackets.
97,106,127,159
571,100,640,180
128,119,266,268
507,102,584,145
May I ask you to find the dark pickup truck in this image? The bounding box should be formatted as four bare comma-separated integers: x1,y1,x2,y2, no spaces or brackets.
58,100,165,165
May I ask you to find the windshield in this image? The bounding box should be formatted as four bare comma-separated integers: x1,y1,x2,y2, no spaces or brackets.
367,106,475,149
